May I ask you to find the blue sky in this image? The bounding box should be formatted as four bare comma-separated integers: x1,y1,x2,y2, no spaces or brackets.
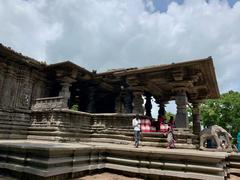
0,0,240,114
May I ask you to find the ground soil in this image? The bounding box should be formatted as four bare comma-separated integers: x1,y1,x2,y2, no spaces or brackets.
74,173,143,180
73,173,240,180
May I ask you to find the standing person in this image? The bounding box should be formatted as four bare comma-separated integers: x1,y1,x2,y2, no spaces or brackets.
166,127,176,149
132,114,141,148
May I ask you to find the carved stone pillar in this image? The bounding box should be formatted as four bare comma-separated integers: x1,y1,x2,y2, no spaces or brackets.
192,101,201,135
132,91,144,114
122,90,132,113
144,92,152,117
59,77,75,108
115,94,123,113
15,67,34,110
158,102,166,118
175,89,188,128
87,86,96,113
1,67,17,109
155,97,166,118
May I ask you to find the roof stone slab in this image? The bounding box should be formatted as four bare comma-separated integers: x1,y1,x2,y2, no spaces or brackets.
98,57,220,102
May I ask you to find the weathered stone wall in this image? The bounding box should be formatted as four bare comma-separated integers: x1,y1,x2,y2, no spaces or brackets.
28,109,92,141
28,109,134,142
0,110,30,139
0,60,48,111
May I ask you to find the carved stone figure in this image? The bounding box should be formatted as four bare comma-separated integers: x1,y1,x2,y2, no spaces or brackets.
200,125,232,152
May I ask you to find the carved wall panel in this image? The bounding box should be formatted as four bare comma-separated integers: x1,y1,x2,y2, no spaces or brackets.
16,80,33,109
0,71,5,108
1,67,18,109
31,80,47,107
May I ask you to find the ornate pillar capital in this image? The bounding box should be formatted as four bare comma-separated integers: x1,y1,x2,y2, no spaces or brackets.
172,86,188,96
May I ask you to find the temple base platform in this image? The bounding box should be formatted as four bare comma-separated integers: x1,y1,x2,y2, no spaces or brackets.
0,140,231,180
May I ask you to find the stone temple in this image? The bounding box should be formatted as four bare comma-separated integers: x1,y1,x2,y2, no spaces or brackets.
0,43,239,179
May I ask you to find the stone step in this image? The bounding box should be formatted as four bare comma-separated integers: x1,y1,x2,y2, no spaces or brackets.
104,163,224,180
90,138,197,149
27,135,62,141
0,124,28,130
101,129,198,139
28,127,59,131
227,153,240,176
92,131,198,144
27,131,90,137
0,129,28,135
0,119,29,124
229,168,240,176
0,134,27,139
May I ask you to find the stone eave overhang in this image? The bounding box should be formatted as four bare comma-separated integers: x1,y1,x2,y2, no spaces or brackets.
0,43,46,69
46,61,94,80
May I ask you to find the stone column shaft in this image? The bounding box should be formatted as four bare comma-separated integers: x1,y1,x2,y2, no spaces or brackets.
192,102,201,135
145,92,152,117
123,90,132,113
59,83,71,108
87,86,96,113
132,91,144,114
158,102,166,118
175,90,188,128
115,94,123,113
59,77,74,108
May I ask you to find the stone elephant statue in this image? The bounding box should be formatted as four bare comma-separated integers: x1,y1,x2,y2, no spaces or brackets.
200,125,232,152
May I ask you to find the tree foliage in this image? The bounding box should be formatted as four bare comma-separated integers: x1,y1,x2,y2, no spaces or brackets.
200,91,240,138
165,112,175,122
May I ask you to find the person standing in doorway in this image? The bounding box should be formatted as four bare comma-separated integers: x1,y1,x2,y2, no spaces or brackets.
132,114,141,148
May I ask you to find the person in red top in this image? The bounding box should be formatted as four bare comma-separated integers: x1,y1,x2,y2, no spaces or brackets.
157,115,165,132
159,116,165,124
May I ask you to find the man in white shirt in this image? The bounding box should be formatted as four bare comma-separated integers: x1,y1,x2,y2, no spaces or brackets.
132,114,141,148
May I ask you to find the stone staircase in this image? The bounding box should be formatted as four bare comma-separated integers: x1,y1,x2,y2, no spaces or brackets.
91,126,199,149
227,153,240,177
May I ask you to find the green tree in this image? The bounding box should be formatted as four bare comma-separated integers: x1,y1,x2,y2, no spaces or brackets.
200,91,240,138
165,112,175,122
70,104,79,111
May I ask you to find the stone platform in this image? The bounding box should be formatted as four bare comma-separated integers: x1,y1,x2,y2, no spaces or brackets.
0,140,229,180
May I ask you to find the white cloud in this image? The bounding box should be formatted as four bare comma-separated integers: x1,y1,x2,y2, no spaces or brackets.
0,0,240,95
